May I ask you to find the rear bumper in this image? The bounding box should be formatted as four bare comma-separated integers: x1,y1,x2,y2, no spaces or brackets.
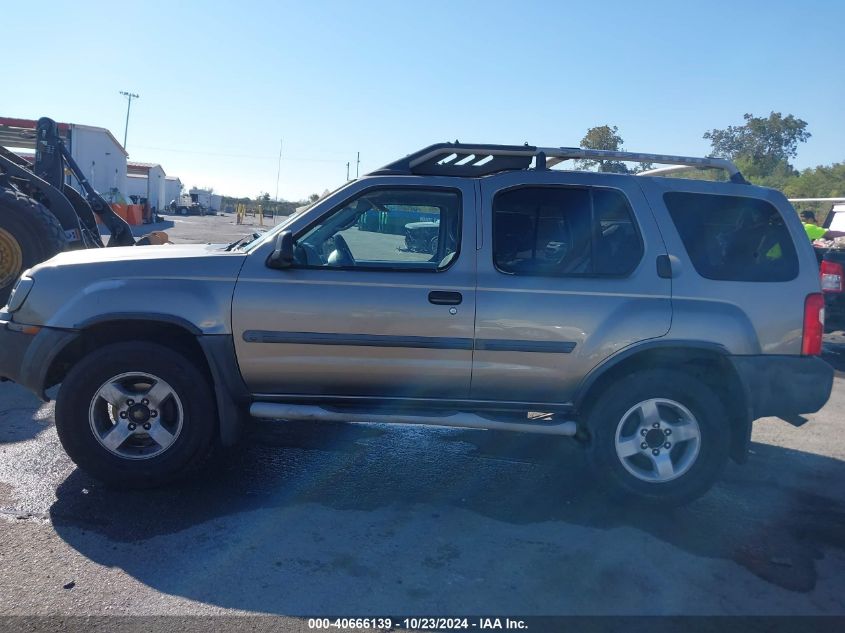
0,319,77,399
730,354,834,419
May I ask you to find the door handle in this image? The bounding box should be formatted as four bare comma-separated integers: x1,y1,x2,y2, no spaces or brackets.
428,291,463,305
656,255,672,279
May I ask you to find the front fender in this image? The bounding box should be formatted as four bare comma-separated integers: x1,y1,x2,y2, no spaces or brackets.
27,278,235,334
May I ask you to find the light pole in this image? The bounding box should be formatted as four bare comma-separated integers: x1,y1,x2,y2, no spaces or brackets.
119,91,139,150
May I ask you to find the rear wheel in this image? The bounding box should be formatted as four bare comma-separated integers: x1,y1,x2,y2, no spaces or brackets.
586,369,730,506
55,342,218,488
0,188,67,305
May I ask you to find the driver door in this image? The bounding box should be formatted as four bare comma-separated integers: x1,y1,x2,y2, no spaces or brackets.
232,178,477,401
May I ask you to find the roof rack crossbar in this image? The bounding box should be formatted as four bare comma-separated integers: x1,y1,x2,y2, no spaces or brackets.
370,143,747,183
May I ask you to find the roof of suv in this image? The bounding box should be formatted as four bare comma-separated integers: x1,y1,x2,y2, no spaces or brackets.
369,142,749,184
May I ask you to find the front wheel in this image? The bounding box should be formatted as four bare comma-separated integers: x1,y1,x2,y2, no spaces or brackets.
55,342,218,488
586,369,730,506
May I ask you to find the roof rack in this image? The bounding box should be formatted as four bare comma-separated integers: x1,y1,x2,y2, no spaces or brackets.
370,142,748,184
787,197,845,203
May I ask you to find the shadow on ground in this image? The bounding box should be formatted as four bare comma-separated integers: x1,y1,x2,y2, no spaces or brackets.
0,384,51,444
46,414,845,613
23,341,845,613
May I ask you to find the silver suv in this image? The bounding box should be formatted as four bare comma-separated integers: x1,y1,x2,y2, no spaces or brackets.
0,143,834,505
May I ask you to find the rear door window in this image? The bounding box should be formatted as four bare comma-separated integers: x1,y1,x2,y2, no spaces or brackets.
664,192,798,282
492,186,642,277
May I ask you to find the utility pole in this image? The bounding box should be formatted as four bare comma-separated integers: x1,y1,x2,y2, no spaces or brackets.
356,152,360,179
346,162,350,181
275,139,283,201
119,91,139,150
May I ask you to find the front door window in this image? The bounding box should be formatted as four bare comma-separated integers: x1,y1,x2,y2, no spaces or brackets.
294,188,462,271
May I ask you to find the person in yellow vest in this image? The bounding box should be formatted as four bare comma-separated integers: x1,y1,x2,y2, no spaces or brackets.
801,211,845,241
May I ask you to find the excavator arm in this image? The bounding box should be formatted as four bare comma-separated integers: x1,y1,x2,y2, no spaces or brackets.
33,117,136,247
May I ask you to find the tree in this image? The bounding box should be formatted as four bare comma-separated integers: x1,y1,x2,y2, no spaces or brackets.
703,112,810,177
782,162,845,223
308,193,320,203
578,125,629,173
577,125,653,173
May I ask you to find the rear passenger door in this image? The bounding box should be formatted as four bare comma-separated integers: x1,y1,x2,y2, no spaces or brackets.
472,171,672,405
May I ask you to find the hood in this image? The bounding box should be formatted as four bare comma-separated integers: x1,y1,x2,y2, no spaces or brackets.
16,243,247,333
38,243,234,267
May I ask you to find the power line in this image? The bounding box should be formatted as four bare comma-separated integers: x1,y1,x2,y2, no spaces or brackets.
130,144,348,163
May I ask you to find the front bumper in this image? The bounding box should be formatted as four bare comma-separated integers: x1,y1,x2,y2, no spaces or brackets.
730,355,834,420
0,318,77,400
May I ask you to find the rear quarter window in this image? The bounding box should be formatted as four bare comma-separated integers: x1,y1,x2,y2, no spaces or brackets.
664,192,799,282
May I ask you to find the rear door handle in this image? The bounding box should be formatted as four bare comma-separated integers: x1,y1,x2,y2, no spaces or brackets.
428,291,463,305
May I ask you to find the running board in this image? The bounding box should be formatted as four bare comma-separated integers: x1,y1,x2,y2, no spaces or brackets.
249,402,578,436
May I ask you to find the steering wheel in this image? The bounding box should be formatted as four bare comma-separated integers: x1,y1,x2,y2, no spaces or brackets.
327,233,355,266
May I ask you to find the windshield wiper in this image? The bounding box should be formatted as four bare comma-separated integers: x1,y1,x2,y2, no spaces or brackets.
225,232,262,251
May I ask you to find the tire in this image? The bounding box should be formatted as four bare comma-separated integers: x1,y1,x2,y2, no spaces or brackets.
586,369,730,506
55,342,218,488
429,236,439,255
0,188,68,305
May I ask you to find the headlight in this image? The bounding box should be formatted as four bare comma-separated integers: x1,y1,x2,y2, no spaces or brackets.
6,276,34,312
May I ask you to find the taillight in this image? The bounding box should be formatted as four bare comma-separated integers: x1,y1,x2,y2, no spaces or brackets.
820,260,844,293
802,293,825,356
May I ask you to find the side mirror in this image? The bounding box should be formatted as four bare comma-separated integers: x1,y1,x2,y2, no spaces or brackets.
267,231,294,269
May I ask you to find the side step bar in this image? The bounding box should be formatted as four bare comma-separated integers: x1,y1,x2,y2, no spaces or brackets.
249,403,578,436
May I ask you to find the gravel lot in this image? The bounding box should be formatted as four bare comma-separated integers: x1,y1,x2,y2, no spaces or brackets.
137,210,283,245
1,213,844,619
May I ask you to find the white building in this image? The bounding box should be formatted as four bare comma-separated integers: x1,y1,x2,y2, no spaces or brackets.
0,117,127,201
68,124,128,200
165,176,183,206
127,162,167,212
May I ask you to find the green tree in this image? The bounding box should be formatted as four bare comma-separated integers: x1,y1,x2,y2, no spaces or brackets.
782,162,845,223
577,125,653,173
703,112,811,177
578,125,628,173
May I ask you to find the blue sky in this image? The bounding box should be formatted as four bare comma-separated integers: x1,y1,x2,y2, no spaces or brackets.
3,0,843,200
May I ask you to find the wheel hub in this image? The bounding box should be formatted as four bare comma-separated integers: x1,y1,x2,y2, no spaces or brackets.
645,428,665,448
127,403,151,424
0,227,24,289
